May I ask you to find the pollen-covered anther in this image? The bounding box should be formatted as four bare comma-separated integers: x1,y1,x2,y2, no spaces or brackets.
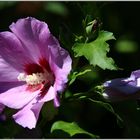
17,73,26,81
17,72,46,85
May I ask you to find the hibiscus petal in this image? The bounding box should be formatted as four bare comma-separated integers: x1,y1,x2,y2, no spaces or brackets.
38,86,56,103
10,17,71,69
48,36,65,68
10,17,51,62
0,81,24,93
103,70,140,101
53,95,60,107
0,56,19,82
0,31,34,71
103,86,140,101
52,53,72,92
13,99,43,129
0,85,39,109
104,77,139,95
130,70,140,79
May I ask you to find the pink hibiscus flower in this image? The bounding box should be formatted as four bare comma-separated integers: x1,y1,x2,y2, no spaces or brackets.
0,17,72,129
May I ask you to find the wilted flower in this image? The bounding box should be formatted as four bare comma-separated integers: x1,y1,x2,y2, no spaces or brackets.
103,70,140,101
0,17,72,129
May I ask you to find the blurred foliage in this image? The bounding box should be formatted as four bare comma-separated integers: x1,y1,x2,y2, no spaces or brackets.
1,1,140,139
115,38,138,53
0,1,17,10
44,2,68,17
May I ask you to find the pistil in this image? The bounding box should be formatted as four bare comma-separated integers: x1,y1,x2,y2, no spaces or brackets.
17,72,46,85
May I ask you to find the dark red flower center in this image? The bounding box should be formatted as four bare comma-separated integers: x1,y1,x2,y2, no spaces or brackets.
18,58,55,95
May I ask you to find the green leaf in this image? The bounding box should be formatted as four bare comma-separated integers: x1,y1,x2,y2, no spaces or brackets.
72,30,118,70
51,121,99,138
68,69,91,85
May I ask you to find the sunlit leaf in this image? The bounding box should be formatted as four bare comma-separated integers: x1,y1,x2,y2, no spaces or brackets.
51,121,99,138
72,30,118,70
